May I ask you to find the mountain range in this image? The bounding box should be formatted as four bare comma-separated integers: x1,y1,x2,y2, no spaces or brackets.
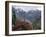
13,7,41,22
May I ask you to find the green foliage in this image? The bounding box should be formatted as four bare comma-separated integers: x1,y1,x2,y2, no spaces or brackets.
32,19,41,30
12,7,16,25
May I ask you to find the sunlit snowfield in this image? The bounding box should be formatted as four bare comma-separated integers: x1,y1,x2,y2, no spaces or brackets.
12,6,41,31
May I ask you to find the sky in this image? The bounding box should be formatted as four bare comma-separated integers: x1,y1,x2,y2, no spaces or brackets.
13,5,41,12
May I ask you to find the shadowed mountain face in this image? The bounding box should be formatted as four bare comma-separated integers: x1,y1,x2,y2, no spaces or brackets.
12,6,41,30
